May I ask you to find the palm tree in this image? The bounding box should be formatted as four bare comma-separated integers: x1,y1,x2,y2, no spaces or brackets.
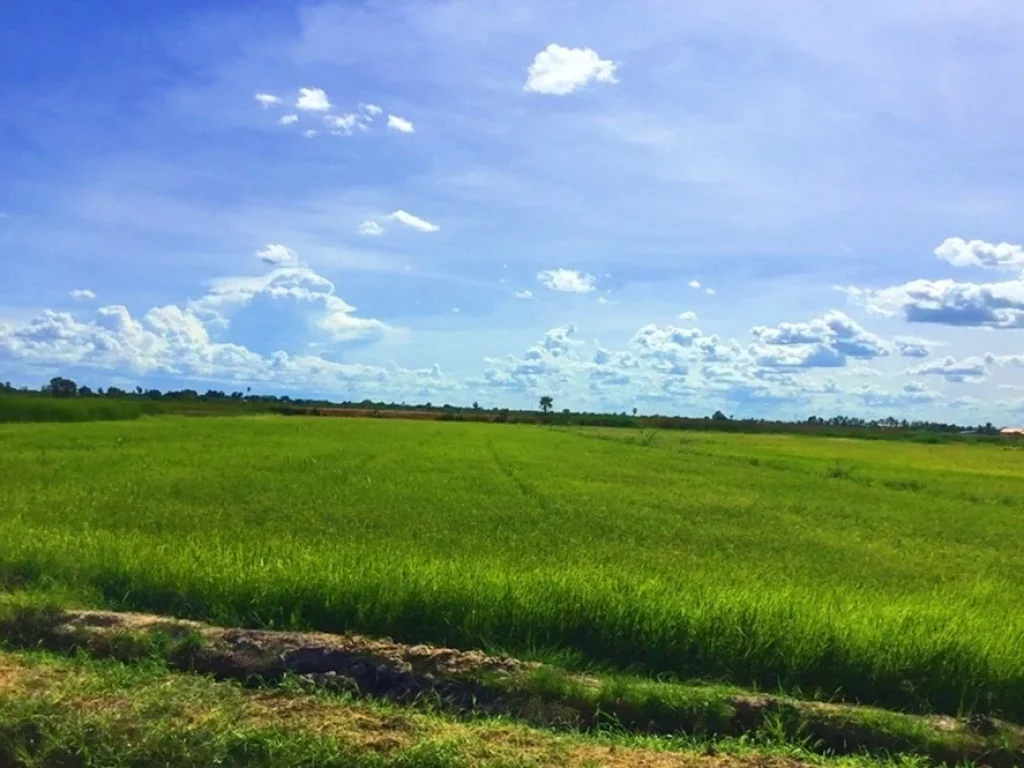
539,395,553,414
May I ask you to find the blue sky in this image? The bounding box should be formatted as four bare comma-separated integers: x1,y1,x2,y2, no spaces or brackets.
2,0,1024,422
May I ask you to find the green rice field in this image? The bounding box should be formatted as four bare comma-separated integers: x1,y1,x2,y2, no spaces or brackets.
1,416,1022,720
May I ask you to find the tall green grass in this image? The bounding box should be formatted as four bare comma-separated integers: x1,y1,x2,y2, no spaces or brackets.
1,417,1022,720
0,395,151,423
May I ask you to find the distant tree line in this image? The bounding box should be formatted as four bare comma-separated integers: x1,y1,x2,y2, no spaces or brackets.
0,377,1004,438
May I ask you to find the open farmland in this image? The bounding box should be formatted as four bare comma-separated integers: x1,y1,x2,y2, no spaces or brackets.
1,416,1023,725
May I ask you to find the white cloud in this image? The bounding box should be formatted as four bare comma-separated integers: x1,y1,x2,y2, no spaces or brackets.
893,336,935,358
843,276,1024,328
254,93,281,108
357,220,384,236
387,114,415,133
934,237,1024,271
0,299,448,398
514,290,533,299
326,114,358,134
688,280,702,289
678,311,698,321
256,243,299,265
538,268,597,293
452,307,460,313
705,288,717,296
750,311,889,367
278,114,298,125
69,289,96,301
387,210,439,233
296,87,331,112
303,129,318,139
524,44,618,95
910,355,989,383
362,103,383,117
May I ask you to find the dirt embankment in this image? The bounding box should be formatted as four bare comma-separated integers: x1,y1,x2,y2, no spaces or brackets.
7,609,1023,767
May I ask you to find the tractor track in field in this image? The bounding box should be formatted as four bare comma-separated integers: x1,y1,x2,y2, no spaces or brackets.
2,607,1022,767
485,438,557,515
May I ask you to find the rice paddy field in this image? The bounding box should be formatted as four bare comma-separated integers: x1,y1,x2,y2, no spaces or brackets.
1,415,1023,724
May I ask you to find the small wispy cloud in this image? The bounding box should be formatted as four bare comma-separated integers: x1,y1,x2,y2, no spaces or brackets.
524,44,618,95
705,288,717,296
387,114,415,133
362,103,383,117
678,311,697,321
255,93,281,107
688,280,701,289
69,289,96,301
538,268,597,293
515,290,533,299
278,114,298,125
303,129,318,139
388,210,439,233
296,87,331,111
326,114,358,134
358,221,384,236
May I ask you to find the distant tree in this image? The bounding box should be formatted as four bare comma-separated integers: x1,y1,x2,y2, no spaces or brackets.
135,386,143,396
632,407,638,416
711,409,729,422
49,377,78,398
78,385,94,397
539,395,553,414
106,386,125,397
472,401,480,410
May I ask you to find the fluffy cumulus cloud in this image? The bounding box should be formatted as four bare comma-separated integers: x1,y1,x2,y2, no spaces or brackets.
0,261,457,399
69,289,96,301
855,381,942,408
843,237,1024,329
537,268,596,293
844,278,1024,328
750,311,889,367
387,210,439,233
296,87,331,111
934,237,1024,271
357,220,384,236
387,114,415,133
254,93,281,107
688,280,701,289
361,103,383,117
910,355,990,383
476,317,864,413
524,44,618,95
256,243,299,265
188,265,390,342
893,337,935,358
908,353,1024,384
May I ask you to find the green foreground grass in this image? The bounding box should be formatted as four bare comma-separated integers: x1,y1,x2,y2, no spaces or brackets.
0,641,940,768
0,417,1022,722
